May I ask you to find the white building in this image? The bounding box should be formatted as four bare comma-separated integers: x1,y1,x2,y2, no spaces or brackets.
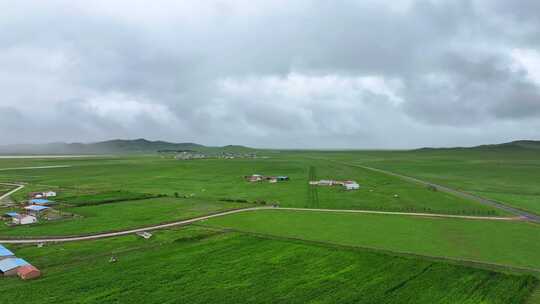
13,215,37,225
344,182,360,190
43,191,57,197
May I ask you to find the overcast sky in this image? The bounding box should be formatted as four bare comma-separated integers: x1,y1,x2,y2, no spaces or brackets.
1,0,539,148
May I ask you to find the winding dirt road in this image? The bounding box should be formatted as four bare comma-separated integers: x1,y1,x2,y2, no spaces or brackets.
0,206,527,244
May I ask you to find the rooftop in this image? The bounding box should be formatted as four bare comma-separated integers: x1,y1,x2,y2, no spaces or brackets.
30,198,53,204
0,245,14,257
0,258,29,272
24,205,50,212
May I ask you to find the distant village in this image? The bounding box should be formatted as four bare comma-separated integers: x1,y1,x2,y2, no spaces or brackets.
159,150,260,160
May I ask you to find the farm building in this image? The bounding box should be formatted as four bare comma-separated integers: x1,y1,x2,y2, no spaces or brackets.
0,258,29,276
246,175,290,183
0,245,15,260
311,180,335,186
245,174,264,182
310,180,360,190
24,205,50,215
17,265,41,280
29,191,57,199
2,212,19,220
29,192,43,199
43,191,57,197
29,198,55,206
344,181,360,190
13,215,37,225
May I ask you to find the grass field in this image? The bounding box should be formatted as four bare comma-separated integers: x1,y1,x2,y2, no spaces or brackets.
305,148,540,215
0,197,248,237
1,227,536,304
206,209,540,271
0,151,539,302
0,155,502,217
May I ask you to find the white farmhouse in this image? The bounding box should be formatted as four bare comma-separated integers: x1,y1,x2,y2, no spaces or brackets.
43,191,57,197
13,215,37,225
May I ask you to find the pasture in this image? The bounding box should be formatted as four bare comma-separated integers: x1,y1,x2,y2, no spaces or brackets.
206,209,540,271
0,197,248,237
1,227,536,304
0,155,502,219
306,148,540,215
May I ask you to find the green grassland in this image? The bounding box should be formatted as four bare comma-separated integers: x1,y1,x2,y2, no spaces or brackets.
206,209,540,271
1,227,536,304
0,155,501,216
0,197,248,237
304,148,540,215
58,190,164,207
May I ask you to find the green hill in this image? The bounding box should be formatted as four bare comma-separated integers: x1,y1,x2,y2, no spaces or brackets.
416,140,540,152
0,138,254,155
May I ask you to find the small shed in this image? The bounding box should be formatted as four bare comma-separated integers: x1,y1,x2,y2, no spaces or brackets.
0,245,15,260
0,258,29,276
17,265,41,280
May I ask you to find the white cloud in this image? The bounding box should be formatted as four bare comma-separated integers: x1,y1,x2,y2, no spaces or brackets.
511,48,540,85
84,93,179,126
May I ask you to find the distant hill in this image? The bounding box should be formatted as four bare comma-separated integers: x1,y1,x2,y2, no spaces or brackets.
417,140,540,152
0,139,254,155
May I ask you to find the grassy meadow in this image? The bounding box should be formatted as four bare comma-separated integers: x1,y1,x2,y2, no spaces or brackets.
206,209,540,271
304,148,540,215
0,197,248,237
1,227,536,304
0,155,502,220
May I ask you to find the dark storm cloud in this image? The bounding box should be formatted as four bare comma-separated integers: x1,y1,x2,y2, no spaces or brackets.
0,0,539,148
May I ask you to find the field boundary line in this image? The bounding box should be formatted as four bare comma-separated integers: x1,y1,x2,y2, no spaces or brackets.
275,207,524,221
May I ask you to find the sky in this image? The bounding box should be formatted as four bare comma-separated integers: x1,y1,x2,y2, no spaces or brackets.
1,0,539,149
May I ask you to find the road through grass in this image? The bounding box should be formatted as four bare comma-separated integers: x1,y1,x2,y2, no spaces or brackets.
0,197,249,237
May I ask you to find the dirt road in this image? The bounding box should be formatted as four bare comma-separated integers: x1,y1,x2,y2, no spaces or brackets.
0,207,274,244
0,205,528,244
0,183,24,201
355,164,540,223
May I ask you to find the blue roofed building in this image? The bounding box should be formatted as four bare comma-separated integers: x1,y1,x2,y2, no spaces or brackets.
0,258,29,276
30,198,55,206
24,205,50,212
24,205,50,217
3,212,19,218
0,245,15,260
